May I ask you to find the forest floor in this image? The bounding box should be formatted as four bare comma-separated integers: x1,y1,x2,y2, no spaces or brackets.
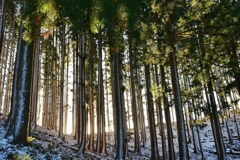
1,113,240,159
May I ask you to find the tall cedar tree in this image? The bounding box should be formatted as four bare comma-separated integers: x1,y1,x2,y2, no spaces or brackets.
0,0,5,58
4,0,37,145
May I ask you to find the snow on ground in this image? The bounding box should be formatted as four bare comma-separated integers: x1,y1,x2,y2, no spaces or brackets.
1,114,240,159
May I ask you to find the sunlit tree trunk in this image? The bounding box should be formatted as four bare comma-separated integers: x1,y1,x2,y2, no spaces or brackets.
43,58,49,127
0,29,11,109
59,25,65,138
64,42,69,134
105,52,111,140
72,38,76,136
136,69,146,148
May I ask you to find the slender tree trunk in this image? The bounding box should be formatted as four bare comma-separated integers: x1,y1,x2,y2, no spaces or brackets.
165,19,189,160
75,32,80,142
229,39,240,95
88,33,94,152
160,65,175,160
78,29,86,155
0,29,11,109
126,87,131,130
197,21,226,159
215,67,233,143
194,102,204,159
59,25,65,138
137,69,146,148
96,31,103,154
129,36,140,154
98,31,106,155
110,47,117,149
208,82,226,159
30,32,40,130
204,85,221,156
229,91,240,139
112,48,125,159
64,45,69,134
3,30,16,114
105,53,111,140
72,39,76,136
43,62,49,127
0,0,5,58
154,65,167,159
144,62,159,160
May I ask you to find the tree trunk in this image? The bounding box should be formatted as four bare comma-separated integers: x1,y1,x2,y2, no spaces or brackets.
99,30,106,155
129,36,140,154
64,43,69,134
0,28,11,110
165,19,189,160
58,25,65,138
30,32,40,130
208,82,226,159
160,65,175,160
72,38,76,136
3,25,16,114
96,31,103,154
4,9,34,144
136,69,146,148
78,29,86,155
230,91,240,139
0,0,5,58
112,48,125,159
4,19,24,132
144,63,159,160
197,21,226,159
229,39,240,95
154,64,167,159
88,33,94,152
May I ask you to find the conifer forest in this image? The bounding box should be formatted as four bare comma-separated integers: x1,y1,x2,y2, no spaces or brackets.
0,0,240,159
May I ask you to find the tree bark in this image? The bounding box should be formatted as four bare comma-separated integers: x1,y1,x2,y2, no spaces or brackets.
58,25,65,138
112,49,125,159
144,63,159,160
165,19,189,160
78,29,86,155
4,5,34,144
129,36,140,154
88,33,94,152
0,0,6,58
197,21,226,159
160,65,175,160
154,65,167,159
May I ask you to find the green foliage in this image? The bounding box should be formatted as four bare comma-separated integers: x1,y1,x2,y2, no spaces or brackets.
14,154,32,160
192,116,209,129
